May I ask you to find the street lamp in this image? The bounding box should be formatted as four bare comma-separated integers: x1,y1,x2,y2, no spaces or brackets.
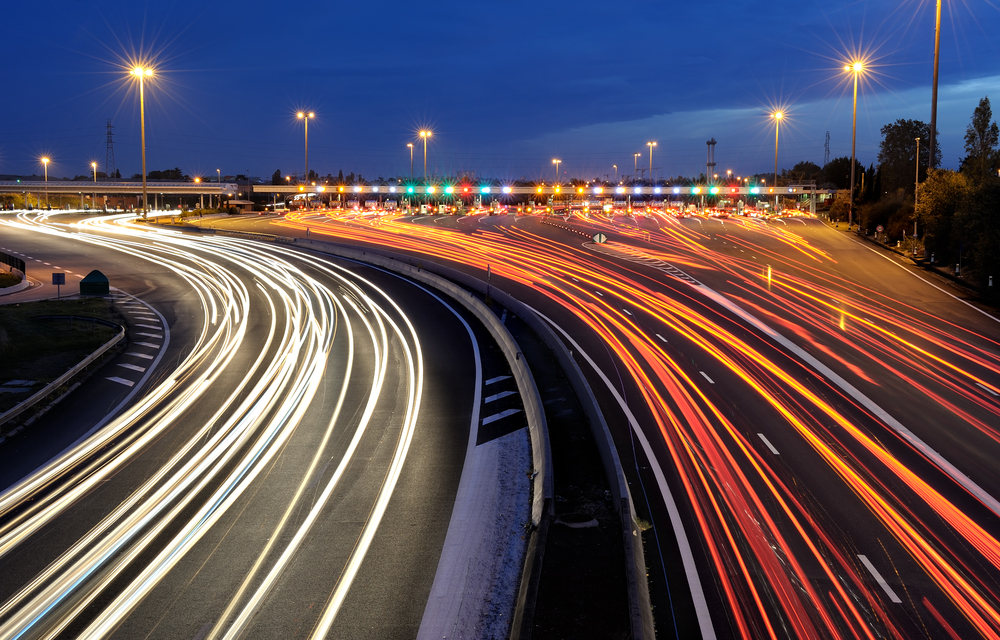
91,162,97,210
130,66,153,218
297,112,314,182
407,143,414,177
915,137,921,254
634,153,641,180
419,130,432,178
727,169,732,182
647,142,657,183
613,164,617,182
844,61,864,228
552,158,562,183
929,0,942,169
41,157,49,208
772,111,783,213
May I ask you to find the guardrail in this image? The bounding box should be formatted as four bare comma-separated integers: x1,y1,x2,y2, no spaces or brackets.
0,318,125,429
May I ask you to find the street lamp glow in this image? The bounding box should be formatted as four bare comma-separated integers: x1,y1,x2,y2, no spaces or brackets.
128,66,154,217
646,142,657,182
844,60,866,227
418,131,432,178
297,112,314,182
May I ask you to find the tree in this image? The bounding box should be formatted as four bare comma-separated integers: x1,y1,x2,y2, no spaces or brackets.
953,180,1000,285
787,161,821,183
878,119,939,197
960,96,999,183
822,156,864,190
271,169,283,185
915,169,971,262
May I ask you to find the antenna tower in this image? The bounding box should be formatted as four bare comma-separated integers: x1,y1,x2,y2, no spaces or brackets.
824,131,830,167
105,120,116,180
706,138,717,180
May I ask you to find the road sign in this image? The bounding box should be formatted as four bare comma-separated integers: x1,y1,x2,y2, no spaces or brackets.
593,233,607,244
51,273,65,286
876,225,884,233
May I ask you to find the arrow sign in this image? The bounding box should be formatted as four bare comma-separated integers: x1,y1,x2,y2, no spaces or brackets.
593,233,607,244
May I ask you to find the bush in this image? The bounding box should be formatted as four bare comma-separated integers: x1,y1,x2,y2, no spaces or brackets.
227,206,241,215
859,190,913,240
0,272,20,288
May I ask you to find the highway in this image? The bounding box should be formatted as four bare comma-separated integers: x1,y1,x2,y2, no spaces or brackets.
0,211,485,638
253,208,1000,639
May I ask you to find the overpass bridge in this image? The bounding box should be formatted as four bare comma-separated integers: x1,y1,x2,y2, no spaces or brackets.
253,182,822,198
0,180,241,209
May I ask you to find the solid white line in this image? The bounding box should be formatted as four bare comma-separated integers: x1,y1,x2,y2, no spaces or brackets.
105,377,135,387
117,363,146,373
858,555,902,603
482,408,521,425
530,307,717,640
850,236,1000,324
699,371,715,384
484,390,517,404
126,353,154,360
757,433,780,455
133,342,160,348
484,375,511,386
655,334,668,343
976,382,1000,397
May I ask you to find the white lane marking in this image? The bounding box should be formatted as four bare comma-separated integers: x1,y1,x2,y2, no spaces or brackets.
698,285,1000,518
482,408,522,425
484,390,517,404
699,371,715,384
105,377,135,387
136,332,163,338
135,324,160,329
126,352,154,360
531,307,717,640
858,555,902,603
655,334,668,343
623,309,632,316
484,375,511,386
594,291,603,297
851,237,1000,324
500,309,508,325
757,434,780,455
117,363,146,373
133,342,161,348
976,382,1000,397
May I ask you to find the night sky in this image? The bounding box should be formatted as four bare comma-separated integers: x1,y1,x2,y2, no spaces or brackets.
3,0,999,183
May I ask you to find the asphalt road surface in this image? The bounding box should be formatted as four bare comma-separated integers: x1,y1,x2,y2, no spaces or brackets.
251,208,1000,639
0,211,482,639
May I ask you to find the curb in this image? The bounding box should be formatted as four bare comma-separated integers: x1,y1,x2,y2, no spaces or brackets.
0,278,31,297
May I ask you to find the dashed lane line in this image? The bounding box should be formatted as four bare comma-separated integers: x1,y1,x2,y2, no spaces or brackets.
757,434,780,455
482,408,522,425
484,375,511,386
699,371,715,384
117,363,146,373
858,555,902,603
133,342,161,348
484,390,517,404
126,352,155,360
105,377,135,387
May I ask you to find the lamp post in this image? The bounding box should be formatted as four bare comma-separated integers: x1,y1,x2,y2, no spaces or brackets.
634,153,641,180
41,157,49,208
407,143,414,177
420,130,431,178
929,0,942,169
772,111,783,213
845,61,864,228
297,112,314,183
613,164,617,182
552,158,562,183
646,142,657,183
915,137,921,254
130,66,153,218
91,162,97,209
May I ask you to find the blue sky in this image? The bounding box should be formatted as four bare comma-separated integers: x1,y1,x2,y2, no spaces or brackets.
2,0,999,182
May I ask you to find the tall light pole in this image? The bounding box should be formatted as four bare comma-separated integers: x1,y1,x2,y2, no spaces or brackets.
845,61,864,228
297,112,314,182
552,158,562,183
647,141,657,183
130,66,153,218
634,153,641,180
407,143,414,177
91,162,97,209
915,137,921,253
929,0,942,169
420,130,432,178
772,111,783,214
613,164,617,182
41,157,49,208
